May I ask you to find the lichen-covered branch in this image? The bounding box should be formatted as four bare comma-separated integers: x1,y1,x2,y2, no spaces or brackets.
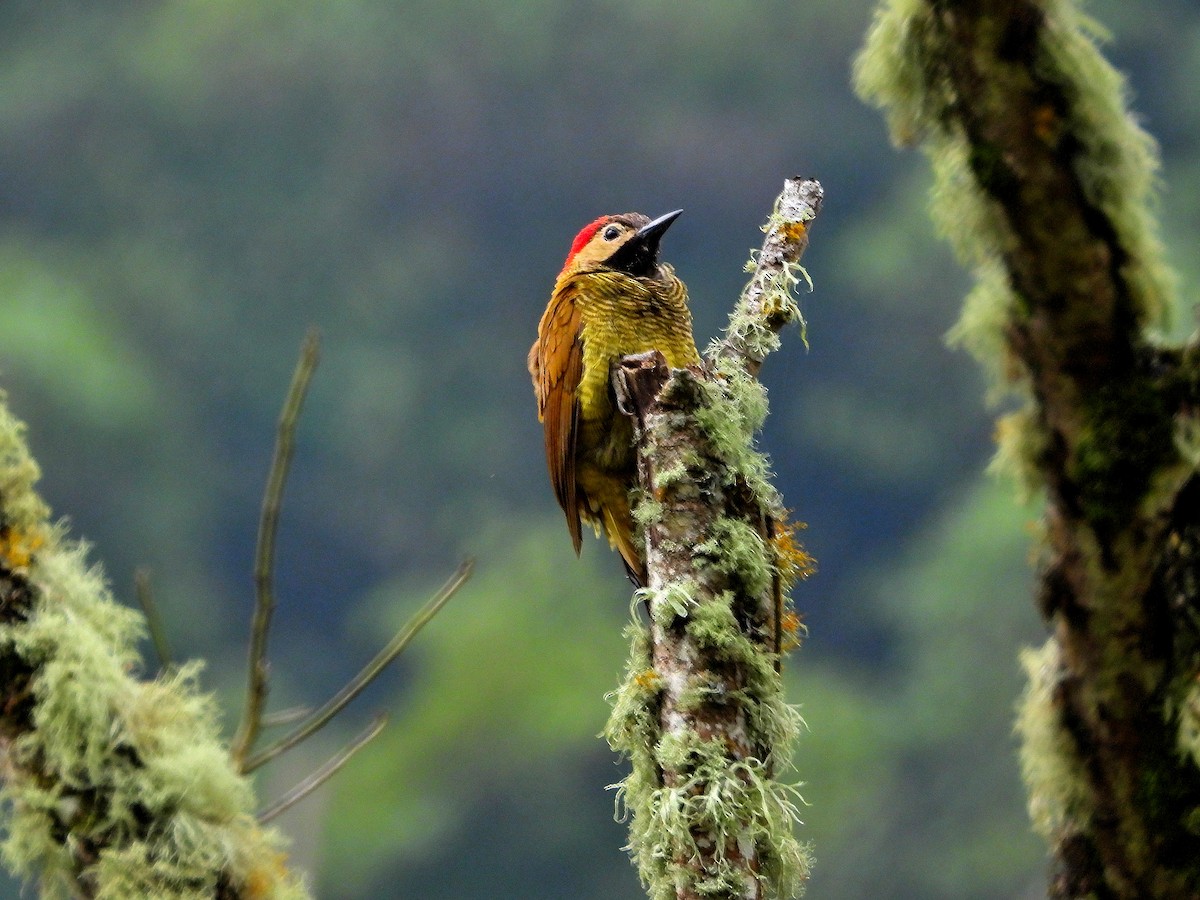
0,396,308,899
605,179,820,900
856,0,1200,895
710,178,823,378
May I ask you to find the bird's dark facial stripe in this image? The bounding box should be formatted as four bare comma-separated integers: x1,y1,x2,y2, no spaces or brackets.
605,240,659,277
604,210,679,277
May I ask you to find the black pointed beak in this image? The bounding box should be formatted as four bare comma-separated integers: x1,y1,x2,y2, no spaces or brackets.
607,209,683,276
635,209,683,245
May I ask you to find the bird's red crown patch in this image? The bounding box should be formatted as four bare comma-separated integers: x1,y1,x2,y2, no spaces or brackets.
563,217,610,269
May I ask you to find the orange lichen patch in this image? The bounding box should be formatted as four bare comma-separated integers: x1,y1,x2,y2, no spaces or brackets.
633,669,661,691
242,848,292,899
1032,103,1059,143
779,611,806,653
770,517,815,589
0,525,44,571
779,220,808,244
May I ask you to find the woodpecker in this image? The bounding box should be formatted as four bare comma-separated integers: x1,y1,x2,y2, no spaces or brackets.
528,210,700,585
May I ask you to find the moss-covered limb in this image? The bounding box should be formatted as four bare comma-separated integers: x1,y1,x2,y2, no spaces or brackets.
605,180,820,900
607,362,809,900
857,0,1173,495
708,177,822,379
857,0,1200,895
0,395,308,900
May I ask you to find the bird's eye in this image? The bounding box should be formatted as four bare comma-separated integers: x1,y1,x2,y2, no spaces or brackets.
602,225,621,241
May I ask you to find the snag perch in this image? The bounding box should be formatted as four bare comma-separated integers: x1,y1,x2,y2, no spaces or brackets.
605,177,822,900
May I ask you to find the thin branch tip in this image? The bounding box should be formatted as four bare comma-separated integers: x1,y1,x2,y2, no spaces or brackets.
133,567,173,671
709,177,824,375
231,328,465,776
231,332,323,771
257,713,388,824
242,559,470,772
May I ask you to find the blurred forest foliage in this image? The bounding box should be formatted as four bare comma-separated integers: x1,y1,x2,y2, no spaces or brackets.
1,1,1197,897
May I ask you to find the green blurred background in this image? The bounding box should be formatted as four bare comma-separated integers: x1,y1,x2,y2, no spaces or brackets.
1,1,1197,897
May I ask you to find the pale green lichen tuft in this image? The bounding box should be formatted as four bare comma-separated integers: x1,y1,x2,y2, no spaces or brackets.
686,595,753,663
712,201,814,369
1173,676,1200,771
853,0,939,148
631,730,811,900
635,580,697,627
944,260,1017,398
696,517,774,599
987,404,1050,500
0,393,50,530
926,134,1016,272
692,372,778,507
1173,414,1200,471
650,458,692,491
1014,640,1092,839
715,311,783,367
632,494,666,528
605,623,657,735
606,586,810,898
1035,0,1174,330
605,620,665,827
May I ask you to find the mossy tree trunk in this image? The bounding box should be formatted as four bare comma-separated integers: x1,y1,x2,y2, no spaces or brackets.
857,0,1200,896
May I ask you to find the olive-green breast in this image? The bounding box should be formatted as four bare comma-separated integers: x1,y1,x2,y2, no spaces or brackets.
570,265,700,455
